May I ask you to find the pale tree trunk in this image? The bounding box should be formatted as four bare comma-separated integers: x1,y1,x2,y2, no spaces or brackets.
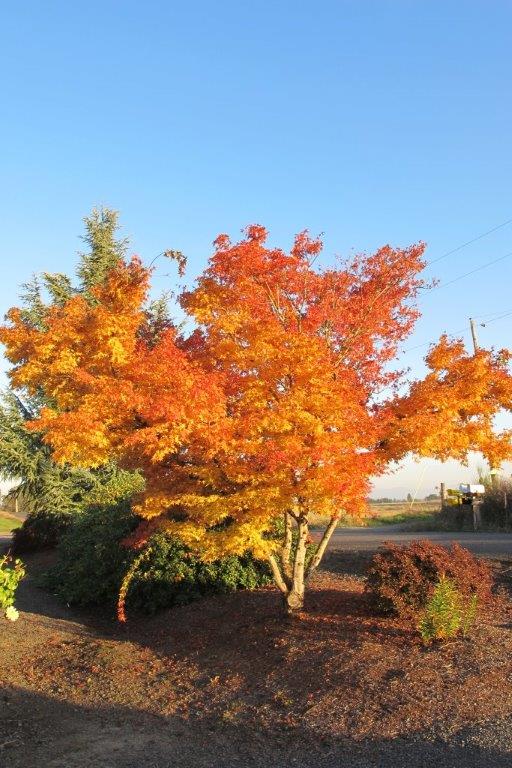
280,511,293,581
267,514,339,616
285,517,308,613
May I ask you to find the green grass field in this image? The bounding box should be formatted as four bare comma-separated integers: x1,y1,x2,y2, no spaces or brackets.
366,500,441,527
310,500,442,529
0,514,22,535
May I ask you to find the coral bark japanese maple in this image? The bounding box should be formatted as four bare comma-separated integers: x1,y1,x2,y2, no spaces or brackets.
2,225,512,614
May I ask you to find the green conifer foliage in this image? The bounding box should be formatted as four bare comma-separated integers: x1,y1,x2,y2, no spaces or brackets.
0,392,143,540
77,207,128,290
0,207,147,549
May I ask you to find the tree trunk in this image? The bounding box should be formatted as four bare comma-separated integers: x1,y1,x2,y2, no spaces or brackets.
305,516,337,583
280,511,293,580
285,517,308,614
267,514,338,616
284,585,304,613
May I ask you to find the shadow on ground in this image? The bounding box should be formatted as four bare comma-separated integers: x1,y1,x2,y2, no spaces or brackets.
1,686,511,768
4,552,512,768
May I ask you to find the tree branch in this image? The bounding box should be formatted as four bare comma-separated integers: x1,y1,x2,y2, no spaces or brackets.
267,553,289,595
305,517,338,582
280,511,293,582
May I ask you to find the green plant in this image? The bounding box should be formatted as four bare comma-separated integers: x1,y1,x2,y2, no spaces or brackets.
418,575,478,643
461,592,478,637
365,540,493,618
0,555,25,621
0,209,144,555
11,509,74,552
45,503,271,616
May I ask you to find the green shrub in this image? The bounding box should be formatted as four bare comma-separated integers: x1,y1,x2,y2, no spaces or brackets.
0,555,25,621
45,503,271,615
11,509,74,554
44,502,136,607
365,540,493,618
418,575,478,644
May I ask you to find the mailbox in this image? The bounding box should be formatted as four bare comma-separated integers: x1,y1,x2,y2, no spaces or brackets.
458,484,485,530
458,484,485,495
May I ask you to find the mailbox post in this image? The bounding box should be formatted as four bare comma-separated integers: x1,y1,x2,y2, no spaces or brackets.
459,483,485,531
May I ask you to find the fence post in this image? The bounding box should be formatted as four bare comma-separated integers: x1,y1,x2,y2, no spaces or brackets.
440,482,446,510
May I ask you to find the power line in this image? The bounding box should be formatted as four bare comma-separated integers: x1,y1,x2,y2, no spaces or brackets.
483,309,512,325
402,327,470,354
474,309,512,319
424,250,512,293
401,310,512,355
426,216,512,267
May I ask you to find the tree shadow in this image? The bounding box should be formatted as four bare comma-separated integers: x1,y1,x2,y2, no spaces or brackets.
10,553,512,763
1,686,510,768
321,548,373,577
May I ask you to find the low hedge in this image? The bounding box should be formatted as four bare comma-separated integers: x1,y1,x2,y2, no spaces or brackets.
45,503,271,615
365,539,493,618
11,509,74,554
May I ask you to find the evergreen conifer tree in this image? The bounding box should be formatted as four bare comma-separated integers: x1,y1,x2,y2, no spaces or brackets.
0,208,145,547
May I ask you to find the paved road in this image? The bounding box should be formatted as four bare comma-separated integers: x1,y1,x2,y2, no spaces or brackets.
323,526,512,557
3,528,512,558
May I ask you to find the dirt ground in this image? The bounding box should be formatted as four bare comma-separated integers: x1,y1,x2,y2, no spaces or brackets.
1,550,512,768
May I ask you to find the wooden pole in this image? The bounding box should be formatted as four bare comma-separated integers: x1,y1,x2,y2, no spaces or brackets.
470,318,499,485
469,317,479,353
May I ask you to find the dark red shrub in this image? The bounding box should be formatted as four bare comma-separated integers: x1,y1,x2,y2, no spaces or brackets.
365,540,493,618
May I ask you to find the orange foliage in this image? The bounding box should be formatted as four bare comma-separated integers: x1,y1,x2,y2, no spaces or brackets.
1,227,512,593
380,335,512,468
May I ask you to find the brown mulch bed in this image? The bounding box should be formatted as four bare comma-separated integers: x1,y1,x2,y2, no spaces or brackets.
1,553,512,767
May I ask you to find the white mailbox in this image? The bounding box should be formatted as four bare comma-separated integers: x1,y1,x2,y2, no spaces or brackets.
459,483,485,495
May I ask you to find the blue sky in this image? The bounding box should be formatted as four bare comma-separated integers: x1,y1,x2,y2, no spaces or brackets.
1,1,512,497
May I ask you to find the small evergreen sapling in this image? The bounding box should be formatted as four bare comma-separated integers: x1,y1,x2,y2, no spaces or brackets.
418,574,478,644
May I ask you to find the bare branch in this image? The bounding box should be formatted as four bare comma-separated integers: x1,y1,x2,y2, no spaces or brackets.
267,553,289,595
280,511,293,583
305,517,338,582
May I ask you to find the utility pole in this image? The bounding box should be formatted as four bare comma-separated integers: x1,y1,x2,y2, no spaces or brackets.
470,317,499,487
469,317,479,354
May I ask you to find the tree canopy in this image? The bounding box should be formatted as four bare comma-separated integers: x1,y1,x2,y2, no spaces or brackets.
2,221,511,612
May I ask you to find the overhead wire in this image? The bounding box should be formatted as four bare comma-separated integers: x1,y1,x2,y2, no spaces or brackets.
425,216,512,268
401,309,512,355
425,250,512,293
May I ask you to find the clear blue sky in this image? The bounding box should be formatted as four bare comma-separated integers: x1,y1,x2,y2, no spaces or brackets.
1,1,512,496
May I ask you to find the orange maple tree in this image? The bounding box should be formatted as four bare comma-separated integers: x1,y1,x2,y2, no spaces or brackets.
2,225,512,614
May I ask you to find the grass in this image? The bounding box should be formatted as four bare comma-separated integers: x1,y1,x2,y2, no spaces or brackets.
310,500,442,530
0,513,22,535
365,509,438,527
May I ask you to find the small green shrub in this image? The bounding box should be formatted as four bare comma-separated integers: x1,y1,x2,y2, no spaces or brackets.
0,555,25,621
365,540,493,618
44,502,136,607
45,503,272,615
418,575,478,643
